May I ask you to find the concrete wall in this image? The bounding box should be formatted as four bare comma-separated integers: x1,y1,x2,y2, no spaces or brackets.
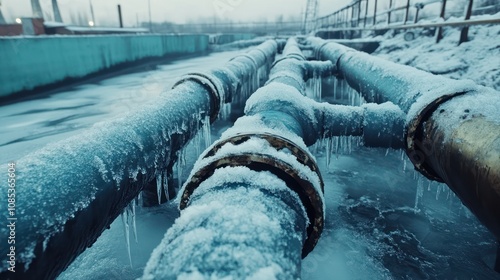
0,34,209,98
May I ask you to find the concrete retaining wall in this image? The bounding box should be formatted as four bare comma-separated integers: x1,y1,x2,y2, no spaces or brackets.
0,34,209,98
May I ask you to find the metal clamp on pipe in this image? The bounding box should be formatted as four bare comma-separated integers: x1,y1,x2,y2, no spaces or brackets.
405,90,468,181
172,73,222,123
180,132,325,257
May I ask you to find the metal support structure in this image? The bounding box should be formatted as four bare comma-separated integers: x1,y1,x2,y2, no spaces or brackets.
303,0,319,34
364,0,369,27
310,37,500,243
52,0,63,22
30,0,43,18
404,0,411,24
387,0,393,24
0,1,6,24
373,0,378,25
459,0,474,44
436,0,448,42
117,5,123,28
0,40,278,280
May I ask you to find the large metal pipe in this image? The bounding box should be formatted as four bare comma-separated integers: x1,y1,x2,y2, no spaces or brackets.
309,37,500,242
142,37,406,278
0,40,278,280
142,38,324,279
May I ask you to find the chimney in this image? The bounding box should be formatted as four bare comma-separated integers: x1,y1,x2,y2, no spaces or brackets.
52,0,63,22
31,0,44,19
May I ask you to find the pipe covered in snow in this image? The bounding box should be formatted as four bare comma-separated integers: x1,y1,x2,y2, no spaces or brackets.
309,37,500,243
142,37,406,279
0,40,278,280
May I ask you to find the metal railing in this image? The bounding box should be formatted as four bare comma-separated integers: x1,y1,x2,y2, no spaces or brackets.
314,0,500,43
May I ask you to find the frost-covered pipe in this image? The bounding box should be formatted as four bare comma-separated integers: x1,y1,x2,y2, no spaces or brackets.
0,40,279,280
142,38,406,278
262,38,405,147
142,168,308,279
309,37,500,243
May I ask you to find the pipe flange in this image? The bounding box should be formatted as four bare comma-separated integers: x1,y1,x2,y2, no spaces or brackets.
271,55,304,69
405,91,468,181
204,132,324,189
229,53,259,71
180,133,324,258
264,74,306,93
172,73,222,123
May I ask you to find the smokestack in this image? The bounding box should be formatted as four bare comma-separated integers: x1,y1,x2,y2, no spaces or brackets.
117,4,123,28
0,12,4,25
52,0,62,22
31,0,43,19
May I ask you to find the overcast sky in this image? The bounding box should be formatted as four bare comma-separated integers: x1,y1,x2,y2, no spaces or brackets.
1,0,352,26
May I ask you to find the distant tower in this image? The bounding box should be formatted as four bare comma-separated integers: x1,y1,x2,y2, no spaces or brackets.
31,0,44,19
303,0,318,34
52,0,63,22
0,1,6,24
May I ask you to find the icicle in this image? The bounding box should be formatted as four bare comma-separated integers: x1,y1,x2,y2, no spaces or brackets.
176,148,187,190
130,202,138,243
385,148,390,156
435,184,441,200
325,137,332,167
403,159,407,172
427,180,432,191
155,174,162,205
121,211,133,267
333,78,338,101
163,171,170,201
203,115,212,149
315,74,322,101
414,176,424,213
348,135,352,154
219,103,232,120
334,136,339,157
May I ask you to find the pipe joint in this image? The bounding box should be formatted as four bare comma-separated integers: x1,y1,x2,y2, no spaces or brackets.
180,132,325,257
172,73,222,123
405,90,469,181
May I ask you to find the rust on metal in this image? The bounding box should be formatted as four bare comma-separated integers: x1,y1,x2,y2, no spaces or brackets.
180,132,326,258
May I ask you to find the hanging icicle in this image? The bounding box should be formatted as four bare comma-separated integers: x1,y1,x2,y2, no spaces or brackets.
120,210,133,268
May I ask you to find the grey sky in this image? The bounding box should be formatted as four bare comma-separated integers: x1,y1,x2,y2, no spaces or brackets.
1,0,351,26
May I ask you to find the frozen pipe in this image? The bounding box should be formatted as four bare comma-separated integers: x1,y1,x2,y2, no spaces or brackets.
141,38,404,278
0,40,278,280
141,38,324,279
142,168,309,279
309,37,500,244
141,39,278,205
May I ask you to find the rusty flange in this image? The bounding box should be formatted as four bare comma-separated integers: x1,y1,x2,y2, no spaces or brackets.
405,91,469,182
180,132,324,258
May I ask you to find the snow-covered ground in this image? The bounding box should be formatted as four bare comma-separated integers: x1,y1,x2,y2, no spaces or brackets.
1,20,499,279
374,15,500,90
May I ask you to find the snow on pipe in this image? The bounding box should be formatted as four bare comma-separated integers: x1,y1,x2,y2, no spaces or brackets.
141,38,405,278
141,38,324,279
0,40,279,280
308,37,500,243
265,38,405,148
